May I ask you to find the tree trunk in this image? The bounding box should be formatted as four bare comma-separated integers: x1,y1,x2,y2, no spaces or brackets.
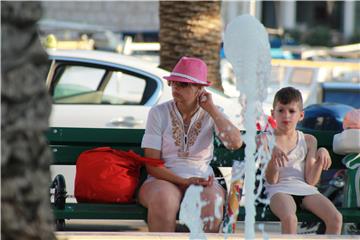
159,1,223,91
1,2,55,240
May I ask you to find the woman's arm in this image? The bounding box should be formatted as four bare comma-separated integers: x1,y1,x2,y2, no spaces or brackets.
304,134,324,186
144,148,212,188
199,91,242,150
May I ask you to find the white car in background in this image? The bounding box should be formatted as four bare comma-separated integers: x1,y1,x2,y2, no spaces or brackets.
46,49,243,129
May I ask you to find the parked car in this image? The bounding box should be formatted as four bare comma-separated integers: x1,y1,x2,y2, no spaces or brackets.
46,49,243,129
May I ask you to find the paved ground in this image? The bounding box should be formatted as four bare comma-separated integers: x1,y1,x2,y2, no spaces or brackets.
60,219,284,233
55,231,359,240
55,220,360,239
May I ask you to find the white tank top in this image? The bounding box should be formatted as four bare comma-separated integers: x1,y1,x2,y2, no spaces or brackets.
264,131,319,199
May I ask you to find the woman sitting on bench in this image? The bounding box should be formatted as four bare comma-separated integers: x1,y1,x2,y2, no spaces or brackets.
138,57,243,232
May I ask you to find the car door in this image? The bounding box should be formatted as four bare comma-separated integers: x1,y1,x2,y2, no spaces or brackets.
47,59,161,129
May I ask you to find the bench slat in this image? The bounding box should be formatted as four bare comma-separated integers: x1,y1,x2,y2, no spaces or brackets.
47,127,144,144
52,203,147,220
51,145,144,165
52,203,360,223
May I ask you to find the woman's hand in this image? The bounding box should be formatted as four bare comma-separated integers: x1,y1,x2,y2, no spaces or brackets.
316,147,331,170
198,90,216,113
179,176,214,191
188,175,214,187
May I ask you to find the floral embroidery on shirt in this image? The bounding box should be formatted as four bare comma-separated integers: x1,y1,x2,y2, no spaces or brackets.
170,103,205,158
170,108,183,148
187,113,205,147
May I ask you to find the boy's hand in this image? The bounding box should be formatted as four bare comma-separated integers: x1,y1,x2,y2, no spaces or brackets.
316,147,331,170
270,146,288,168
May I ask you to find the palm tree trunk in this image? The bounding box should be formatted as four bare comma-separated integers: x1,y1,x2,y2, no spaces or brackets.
1,2,55,240
159,1,223,91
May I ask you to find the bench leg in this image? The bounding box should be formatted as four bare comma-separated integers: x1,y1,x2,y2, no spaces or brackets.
50,174,67,230
55,219,65,231
51,174,67,209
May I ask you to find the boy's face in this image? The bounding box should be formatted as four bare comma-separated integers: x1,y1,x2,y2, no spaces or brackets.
271,101,304,131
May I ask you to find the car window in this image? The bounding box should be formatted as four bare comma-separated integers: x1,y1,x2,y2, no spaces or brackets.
51,63,149,105
53,65,106,101
102,71,146,104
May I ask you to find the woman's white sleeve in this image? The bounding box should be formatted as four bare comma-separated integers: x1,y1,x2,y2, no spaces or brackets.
141,107,162,150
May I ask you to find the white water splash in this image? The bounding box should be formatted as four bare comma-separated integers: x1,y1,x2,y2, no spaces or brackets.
258,223,269,240
224,14,272,239
214,193,223,220
179,185,207,240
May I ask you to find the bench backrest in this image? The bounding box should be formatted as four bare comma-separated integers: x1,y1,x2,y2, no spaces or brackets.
47,127,344,169
47,127,244,167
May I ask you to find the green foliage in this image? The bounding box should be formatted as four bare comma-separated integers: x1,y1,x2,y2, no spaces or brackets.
303,26,332,47
284,28,302,44
349,31,360,44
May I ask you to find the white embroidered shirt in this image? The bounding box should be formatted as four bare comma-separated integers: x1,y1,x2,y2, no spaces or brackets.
141,100,220,179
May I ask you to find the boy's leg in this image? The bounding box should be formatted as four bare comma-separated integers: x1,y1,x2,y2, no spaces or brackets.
200,182,226,233
302,194,342,234
138,179,183,232
269,193,298,234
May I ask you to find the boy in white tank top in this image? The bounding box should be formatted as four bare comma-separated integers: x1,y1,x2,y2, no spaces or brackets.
264,87,342,234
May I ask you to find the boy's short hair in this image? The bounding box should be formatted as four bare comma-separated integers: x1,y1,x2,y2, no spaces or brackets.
273,87,303,110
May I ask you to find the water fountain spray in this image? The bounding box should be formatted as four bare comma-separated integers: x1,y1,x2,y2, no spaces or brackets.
224,14,271,239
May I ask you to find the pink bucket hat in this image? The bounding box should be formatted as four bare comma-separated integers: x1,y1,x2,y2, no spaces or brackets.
164,56,212,86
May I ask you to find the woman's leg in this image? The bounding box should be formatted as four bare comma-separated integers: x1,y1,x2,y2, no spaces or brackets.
200,182,226,233
269,193,298,234
138,179,183,232
302,194,342,234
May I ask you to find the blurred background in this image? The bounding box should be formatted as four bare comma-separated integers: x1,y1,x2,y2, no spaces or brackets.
3,1,359,238
39,1,359,120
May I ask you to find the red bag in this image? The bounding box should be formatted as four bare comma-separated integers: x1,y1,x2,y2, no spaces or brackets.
74,147,164,203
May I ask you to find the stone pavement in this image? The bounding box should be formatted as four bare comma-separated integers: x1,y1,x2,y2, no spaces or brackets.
56,220,358,239
56,231,359,240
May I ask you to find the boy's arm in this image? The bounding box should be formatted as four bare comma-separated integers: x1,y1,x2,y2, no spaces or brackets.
304,134,324,186
258,134,286,184
316,147,332,170
265,161,280,184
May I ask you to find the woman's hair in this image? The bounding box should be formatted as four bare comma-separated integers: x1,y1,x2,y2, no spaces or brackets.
273,87,303,110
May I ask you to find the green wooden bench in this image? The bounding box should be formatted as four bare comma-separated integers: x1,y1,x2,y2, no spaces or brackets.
48,127,360,231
